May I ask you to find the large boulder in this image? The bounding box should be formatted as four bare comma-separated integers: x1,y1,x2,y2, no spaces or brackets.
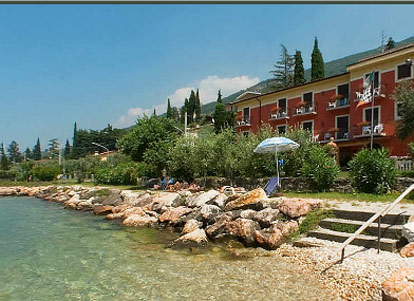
121,191,152,207
402,222,414,243
224,218,261,244
122,214,157,227
92,205,114,216
170,229,208,248
401,243,414,258
158,206,192,224
200,205,222,222
209,193,228,209
151,192,182,212
206,212,233,238
240,209,256,220
100,190,123,206
382,267,414,301
254,220,298,249
254,207,280,228
186,190,220,208
224,188,267,211
277,198,322,218
182,219,203,234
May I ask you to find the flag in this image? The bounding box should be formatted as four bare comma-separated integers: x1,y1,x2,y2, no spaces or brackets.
356,71,376,108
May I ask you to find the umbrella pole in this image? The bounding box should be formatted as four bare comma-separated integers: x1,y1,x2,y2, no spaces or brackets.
275,148,280,188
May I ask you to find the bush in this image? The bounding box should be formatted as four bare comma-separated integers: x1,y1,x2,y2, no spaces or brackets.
301,145,339,191
349,148,397,194
33,165,61,181
94,162,149,185
0,169,17,180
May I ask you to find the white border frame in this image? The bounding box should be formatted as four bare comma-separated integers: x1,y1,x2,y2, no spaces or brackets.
335,114,350,139
395,61,414,83
362,105,381,124
302,90,314,107
277,97,288,113
301,119,314,135
364,70,381,90
276,124,287,135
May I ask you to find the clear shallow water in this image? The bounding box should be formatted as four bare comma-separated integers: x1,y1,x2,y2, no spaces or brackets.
0,196,333,300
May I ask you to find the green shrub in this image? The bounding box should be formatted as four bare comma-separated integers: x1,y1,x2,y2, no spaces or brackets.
400,170,414,178
301,145,339,191
94,162,149,185
0,169,17,180
349,148,397,194
33,165,61,181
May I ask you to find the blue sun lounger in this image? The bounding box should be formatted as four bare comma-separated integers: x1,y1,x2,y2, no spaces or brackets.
264,177,279,196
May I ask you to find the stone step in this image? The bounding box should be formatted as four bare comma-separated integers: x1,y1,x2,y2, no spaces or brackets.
307,228,399,252
332,209,411,225
319,218,403,240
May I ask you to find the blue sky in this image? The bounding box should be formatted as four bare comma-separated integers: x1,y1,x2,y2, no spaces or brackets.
0,4,413,150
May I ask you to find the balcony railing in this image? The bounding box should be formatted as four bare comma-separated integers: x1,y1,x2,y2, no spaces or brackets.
335,130,350,140
269,111,288,120
354,123,386,138
236,117,251,126
327,97,350,110
295,105,316,115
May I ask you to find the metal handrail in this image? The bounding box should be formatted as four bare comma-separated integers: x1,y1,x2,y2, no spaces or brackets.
338,183,414,263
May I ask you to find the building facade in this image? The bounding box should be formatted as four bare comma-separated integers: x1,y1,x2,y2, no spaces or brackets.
229,44,414,165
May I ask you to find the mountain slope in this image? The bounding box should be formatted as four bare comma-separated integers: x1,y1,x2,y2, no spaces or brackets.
201,36,414,114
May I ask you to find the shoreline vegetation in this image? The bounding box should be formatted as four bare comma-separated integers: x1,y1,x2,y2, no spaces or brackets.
2,184,414,300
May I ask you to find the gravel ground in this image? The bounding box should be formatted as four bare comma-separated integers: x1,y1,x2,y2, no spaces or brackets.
275,237,414,300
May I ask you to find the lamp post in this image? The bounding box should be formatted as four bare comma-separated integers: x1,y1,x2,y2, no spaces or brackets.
92,142,110,162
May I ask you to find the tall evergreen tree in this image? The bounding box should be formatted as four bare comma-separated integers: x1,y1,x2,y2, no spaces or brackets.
217,90,223,103
181,98,189,124
213,90,234,133
153,108,157,117
7,140,22,163
195,89,201,122
311,37,325,81
33,138,41,161
293,50,305,86
187,90,196,123
270,44,295,89
24,147,32,160
72,122,78,158
64,139,71,158
167,98,172,119
48,138,60,158
385,37,395,51
0,143,10,170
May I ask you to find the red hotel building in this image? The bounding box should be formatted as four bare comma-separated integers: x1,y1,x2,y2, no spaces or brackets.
229,44,414,165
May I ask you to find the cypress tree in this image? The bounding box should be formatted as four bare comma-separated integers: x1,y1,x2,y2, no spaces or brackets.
311,37,325,81
181,98,189,124
187,90,196,123
0,143,10,170
64,139,71,158
217,90,222,103
24,147,32,160
294,50,305,86
72,122,78,158
153,108,157,117
167,98,172,119
33,138,41,161
195,89,201,122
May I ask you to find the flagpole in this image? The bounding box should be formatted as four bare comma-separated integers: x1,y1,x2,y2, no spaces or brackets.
370,77,375,150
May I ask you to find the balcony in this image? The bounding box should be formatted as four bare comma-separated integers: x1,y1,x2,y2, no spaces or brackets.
354,123,386,138
327,97,350,110
269,111,289,120
236,117,251,127
318,130,350,143
294,105,316,116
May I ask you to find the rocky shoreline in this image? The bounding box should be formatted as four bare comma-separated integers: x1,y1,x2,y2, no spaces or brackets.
0,185,321,250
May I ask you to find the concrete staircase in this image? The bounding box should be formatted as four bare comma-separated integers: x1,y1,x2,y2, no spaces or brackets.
308,208,411,252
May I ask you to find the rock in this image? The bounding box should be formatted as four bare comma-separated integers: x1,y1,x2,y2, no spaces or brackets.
277,198,322,218
170,229,208,247
182,219,203,234
255,221,298,249
151,192,182,212
179,208,203,223
382,267,414,301
100,190,123,206
402,222,414,243
186,190,220,208
123,207,147,219
401,243,414,258
121,191,152,207
224,188,267,211
122,214,157,227
200,205,221,222
92,205,114,215
254,208,280,228
209,193,228,209
206,212,233,238
63,194,81,209
240,209,256,220
158,206,192,224
224,218,261,244
293,240,326,248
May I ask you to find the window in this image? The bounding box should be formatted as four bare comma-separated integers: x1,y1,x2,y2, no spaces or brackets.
365,71,379,89
242,131,249,137
277,125,287,135
364,107,380,126
336,115,349,140
397,63,412,80
337,84,350,106
303,92,313,106
302,120,313,134
396,102,403,120
278,98,287,113
243,107,250,118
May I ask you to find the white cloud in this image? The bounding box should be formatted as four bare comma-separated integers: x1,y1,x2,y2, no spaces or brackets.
114,75,260,128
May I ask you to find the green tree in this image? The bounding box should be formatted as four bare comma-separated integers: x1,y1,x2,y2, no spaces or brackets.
311,37,325,81
217,90,222,103
195,89,201,123
213,90,235,133
24,147,32,161
7,140,23,163
64,139,71,158
72,122,79,158
33,138,42,161
48,138,60,159
270,44,294,89
1,143,10,170
385,37,395,51
393,79,414,140
181,98,189,124
294,50,305,86
187,90,196,123
167,98,173,119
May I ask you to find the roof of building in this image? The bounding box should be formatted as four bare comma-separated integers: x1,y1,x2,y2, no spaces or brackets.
348,43,414,66
236,91,262,100
229,72,349,105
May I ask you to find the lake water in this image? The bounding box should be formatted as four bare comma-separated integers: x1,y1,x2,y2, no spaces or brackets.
0,196,334,300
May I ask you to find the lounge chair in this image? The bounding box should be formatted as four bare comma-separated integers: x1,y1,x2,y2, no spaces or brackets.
264,177,279,196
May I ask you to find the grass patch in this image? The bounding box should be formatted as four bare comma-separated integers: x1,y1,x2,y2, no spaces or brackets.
329,223,360,233
298,209,334,234
283,191,406,203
